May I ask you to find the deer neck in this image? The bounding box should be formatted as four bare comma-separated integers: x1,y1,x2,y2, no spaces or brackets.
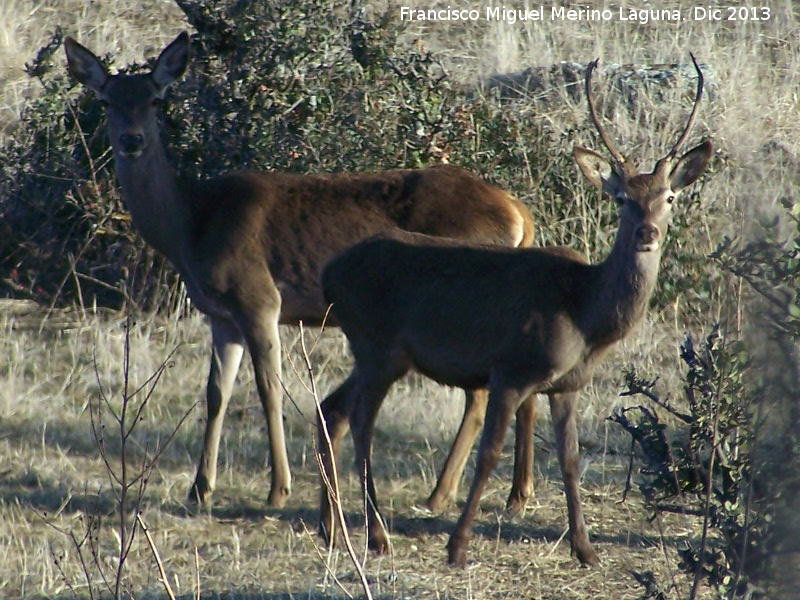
113,139,192,265
585,234,662,345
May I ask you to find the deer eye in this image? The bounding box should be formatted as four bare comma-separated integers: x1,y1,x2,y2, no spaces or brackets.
614,194,627,206
666,195,676,205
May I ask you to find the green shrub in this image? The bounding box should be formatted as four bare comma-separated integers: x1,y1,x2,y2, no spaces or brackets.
610,200,800,597
714,199,800,597
0,0,723,317
612,329,768,598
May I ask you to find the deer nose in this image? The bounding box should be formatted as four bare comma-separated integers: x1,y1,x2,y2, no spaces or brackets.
634,224,661,252
119,133,144,157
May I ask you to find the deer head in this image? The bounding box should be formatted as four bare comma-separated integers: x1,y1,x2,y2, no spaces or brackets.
64,32,190,160
574,56,713,254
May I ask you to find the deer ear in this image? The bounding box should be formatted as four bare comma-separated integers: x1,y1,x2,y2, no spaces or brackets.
152,31,190,96
574,146,625,198
670,140,713,192
64,37,109,95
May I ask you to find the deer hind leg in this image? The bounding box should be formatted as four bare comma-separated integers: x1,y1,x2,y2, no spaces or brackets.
318,361,399,552
548,391,599,566
318,374,358,547
427,388,488,512
239,305,292,508
349,372,396,554
506,393,538,516
447,383,524,566
189,317,245,506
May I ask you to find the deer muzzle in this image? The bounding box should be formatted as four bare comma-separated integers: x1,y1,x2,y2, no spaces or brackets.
118,132,145,158
634,224,661,252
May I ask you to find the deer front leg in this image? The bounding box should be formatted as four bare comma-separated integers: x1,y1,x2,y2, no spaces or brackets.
189,317,245,506
427,388,488,512
506,393,537,516
447,384,522,566
242,308,292,508
549,391,599,566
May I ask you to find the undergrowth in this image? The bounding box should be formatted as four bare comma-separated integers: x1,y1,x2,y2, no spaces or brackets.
0,0,723,324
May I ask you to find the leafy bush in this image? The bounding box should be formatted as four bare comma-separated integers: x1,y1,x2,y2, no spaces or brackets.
611,199,800,598
612,329,768,598
714,199,800,597
0,0,723,316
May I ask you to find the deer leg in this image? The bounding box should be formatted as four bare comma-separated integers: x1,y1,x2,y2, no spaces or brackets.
349,375,395,554
506,393,538,516
241,308,292,508
448,383,522,566
548,391,599,566
189,317,245,505
318,375,357,547
427,388,488,512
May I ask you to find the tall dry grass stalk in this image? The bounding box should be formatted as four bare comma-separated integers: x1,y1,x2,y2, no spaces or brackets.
286,321,375,600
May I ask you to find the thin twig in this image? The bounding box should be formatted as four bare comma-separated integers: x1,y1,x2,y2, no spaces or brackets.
194,547,201,600
619,437,636,503
298,319,374,600
137,513,178,600
300,521,353,599
312,445,373,599
545,527,569,558
689,336,726,600
48,542,84,600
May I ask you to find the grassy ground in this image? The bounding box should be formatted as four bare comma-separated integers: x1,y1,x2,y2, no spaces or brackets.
2,0,798,598
0,301,711,599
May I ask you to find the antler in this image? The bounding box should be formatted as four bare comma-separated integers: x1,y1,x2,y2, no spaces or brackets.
665,53,705,162
585,58,628,171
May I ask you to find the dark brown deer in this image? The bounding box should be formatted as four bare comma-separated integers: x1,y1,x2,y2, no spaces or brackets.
64,32,536,510
318,56,712,565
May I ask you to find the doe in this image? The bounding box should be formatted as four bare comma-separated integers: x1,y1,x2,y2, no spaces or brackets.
64,32,536,509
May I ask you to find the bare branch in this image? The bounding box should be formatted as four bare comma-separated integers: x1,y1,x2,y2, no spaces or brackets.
137,514,178,600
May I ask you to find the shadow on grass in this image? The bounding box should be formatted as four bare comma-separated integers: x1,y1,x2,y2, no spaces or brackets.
0,471,117,516
0,468,698,568
164,495,699,560
379,509,694,553
40,592,383,600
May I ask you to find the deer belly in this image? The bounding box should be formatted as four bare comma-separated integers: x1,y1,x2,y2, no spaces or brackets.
403,328,497,389
178,270,232,318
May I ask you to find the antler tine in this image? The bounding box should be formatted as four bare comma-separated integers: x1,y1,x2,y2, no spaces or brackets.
585,58,627,169
666,52,705,161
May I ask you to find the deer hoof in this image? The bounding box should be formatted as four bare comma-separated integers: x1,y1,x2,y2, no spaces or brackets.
505,492,530,517
268,485,291,508
187,477,212,507
575,545,600,566
446,536,469,567
369,532,391,555
426,490,455,513
318,520,338,548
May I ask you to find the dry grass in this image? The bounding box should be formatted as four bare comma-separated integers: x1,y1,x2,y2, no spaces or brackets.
0,301,710,599
0,0,186,142
1,0,797,598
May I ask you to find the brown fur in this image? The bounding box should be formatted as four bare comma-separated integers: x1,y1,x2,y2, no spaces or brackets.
317,59,712,566
64,32,535,509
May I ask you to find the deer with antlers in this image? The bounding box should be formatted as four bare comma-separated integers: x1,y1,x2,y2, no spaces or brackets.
317,56,712,565
63,32,537,510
